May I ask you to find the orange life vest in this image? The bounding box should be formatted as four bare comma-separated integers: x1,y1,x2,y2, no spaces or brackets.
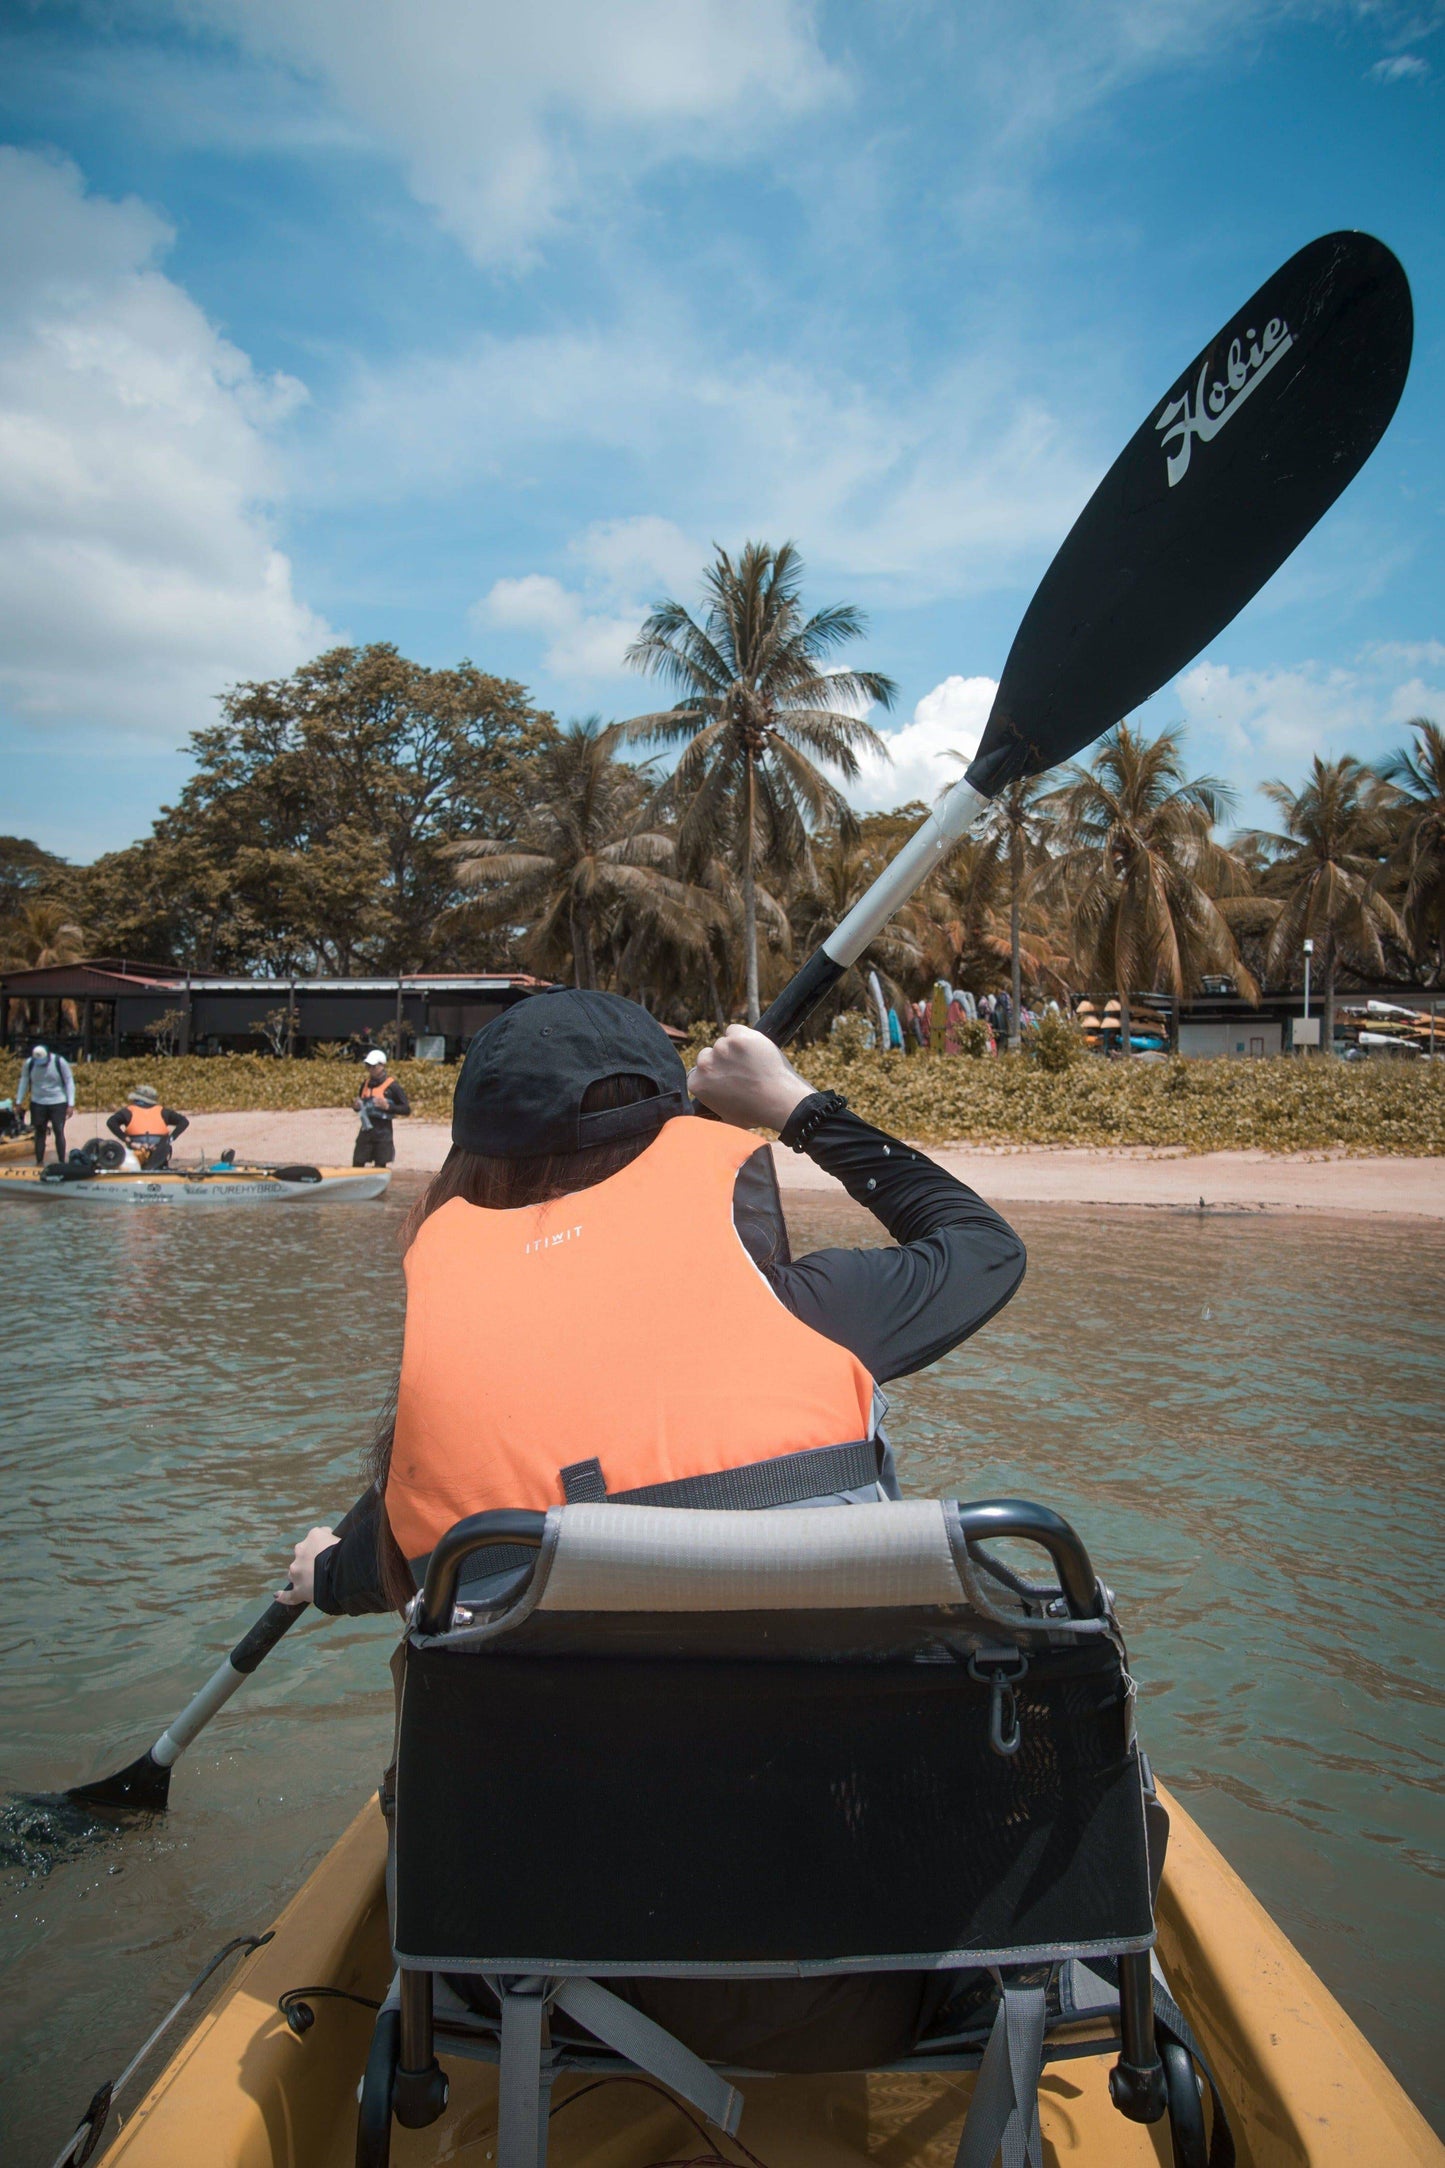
360,1076,392,1112
386,1116,877,1559
124,1103,170,1137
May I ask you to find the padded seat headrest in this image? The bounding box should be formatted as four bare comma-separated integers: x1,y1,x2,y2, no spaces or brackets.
535,1500,966,1613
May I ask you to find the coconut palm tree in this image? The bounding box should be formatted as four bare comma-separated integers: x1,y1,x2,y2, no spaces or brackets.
789,829,925,1031
450,720,716,992
1046,723,1257,1051
916,833,1072,1007
622,541,895,1023
0,897,86,970
1240,755,1405,1050
1378,718,1445,983
981,774,1059,1049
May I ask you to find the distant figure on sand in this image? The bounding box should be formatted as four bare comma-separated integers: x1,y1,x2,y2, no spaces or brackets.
354,1049,410,1167
16,1042,75,1164
108,1086,189,1168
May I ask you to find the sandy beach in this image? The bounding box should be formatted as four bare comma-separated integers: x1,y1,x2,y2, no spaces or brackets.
61,1105,1445,1218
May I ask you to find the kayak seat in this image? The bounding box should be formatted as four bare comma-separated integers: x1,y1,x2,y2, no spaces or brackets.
366,1498,1177,2168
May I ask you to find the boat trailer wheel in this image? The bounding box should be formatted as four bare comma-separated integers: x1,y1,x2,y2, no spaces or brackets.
1162,2039,1209,2168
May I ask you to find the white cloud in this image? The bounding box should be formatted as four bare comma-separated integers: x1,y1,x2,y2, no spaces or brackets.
475,514,703,683
0,148,327,746
1367,52,1430,82
1176,650,1445,819
186,0,841,265
850,674,997,812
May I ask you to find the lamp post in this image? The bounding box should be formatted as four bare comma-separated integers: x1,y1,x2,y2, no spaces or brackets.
1301,939,1314,1058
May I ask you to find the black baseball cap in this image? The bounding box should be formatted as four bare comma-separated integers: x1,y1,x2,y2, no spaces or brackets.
452,988,689,1158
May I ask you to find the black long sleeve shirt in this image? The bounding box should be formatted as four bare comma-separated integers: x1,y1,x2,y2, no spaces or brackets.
312,1098,1025,1614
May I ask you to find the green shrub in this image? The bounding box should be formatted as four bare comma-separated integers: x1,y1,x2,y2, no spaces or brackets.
788,1046,1445,1154
1026,1011,1086,1073
829,1011,874,1061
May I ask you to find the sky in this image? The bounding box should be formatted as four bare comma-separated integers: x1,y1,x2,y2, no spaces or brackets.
0,0,1441,860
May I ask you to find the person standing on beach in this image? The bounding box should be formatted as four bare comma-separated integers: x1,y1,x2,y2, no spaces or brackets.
15,1041,75,1165
353,1049,410,1168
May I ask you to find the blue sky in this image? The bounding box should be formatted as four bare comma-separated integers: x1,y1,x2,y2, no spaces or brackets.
0,0,1441,859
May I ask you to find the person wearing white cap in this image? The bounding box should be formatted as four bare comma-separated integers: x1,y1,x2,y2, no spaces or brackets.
15,1041,75,1165
354,1049,410,1167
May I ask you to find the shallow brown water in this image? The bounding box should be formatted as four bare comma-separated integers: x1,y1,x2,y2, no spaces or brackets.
1,1179,1441,2161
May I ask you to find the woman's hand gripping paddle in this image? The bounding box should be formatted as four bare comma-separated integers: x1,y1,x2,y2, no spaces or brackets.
756,230,1413,1046
64,1486,379,1815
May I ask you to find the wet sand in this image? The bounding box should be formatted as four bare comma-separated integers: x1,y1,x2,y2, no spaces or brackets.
73,1106,1445,1218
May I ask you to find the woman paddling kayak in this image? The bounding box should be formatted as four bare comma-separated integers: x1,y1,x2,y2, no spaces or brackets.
279,990,1027,1617
273,992,1026,2065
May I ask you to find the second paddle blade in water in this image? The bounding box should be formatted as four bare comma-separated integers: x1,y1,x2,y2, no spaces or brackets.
966,230,1413,797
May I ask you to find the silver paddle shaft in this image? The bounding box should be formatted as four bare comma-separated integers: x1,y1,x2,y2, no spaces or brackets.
823,781,986,967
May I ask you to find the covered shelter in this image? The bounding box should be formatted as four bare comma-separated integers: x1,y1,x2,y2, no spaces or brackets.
0,962,554,1062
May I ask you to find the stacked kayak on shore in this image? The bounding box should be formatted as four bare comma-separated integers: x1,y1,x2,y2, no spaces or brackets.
91,1785,1441,2168
0,1163,388,1204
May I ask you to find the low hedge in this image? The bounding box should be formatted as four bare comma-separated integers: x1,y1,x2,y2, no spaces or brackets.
4,1049,1442,1153
788,1046,1445,1154
0,1054,458,1122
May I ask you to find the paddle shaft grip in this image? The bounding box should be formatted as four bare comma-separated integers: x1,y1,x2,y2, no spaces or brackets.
149,1485,378,1768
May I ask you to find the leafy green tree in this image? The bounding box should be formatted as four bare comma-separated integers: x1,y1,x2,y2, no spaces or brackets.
0,837,70,928
1242,755,1406,1050
451,720,716,991
623,542,895,1023
1379,718,1445,984
1047,723,1256,1050
78,645,555,973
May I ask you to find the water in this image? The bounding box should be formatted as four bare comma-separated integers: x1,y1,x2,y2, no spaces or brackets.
1,1181,1441,2162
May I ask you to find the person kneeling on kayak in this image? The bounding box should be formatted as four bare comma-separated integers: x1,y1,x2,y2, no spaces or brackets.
106,1085,189,1168
353,1048,410,1168
282,988,1025,1606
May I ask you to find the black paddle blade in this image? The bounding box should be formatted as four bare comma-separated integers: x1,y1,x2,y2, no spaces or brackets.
965,231,1413,798
65,1748,171,1814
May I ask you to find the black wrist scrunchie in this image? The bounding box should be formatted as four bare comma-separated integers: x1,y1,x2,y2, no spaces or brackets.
782,1089,849,1151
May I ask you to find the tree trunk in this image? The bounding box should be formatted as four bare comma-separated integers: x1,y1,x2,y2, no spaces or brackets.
743,755,760,1027
1118,986,1131,1058
570,902,596,991
1323,942,1336,1057
705,949,727,1030
1009,838,1022,1052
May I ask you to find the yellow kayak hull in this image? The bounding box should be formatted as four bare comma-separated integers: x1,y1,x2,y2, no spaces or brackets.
98,1784,1441,2166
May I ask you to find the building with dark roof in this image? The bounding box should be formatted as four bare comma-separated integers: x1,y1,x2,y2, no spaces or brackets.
0,960,554,1060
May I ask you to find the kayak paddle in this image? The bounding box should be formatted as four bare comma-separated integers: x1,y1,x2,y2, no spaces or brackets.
758,230,1413,1044
65,1485,378,1815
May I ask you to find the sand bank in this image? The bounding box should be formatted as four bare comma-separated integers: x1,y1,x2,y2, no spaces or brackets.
64,1106,1445,1219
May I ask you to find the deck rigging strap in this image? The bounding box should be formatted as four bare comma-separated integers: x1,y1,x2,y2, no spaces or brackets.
952,1981,1046,2168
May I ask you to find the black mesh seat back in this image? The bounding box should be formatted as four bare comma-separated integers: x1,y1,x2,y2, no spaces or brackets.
393,1640,1153,1973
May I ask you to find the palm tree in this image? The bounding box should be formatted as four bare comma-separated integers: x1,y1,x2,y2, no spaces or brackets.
981,774,1058,1049
1241,755,1405,1050
0,897,86,970
1378,718,1445,983
450,720,716,991
1046,723,1256,1051
916,833,1072,1006
790,829,925,1029
623,541,895,1023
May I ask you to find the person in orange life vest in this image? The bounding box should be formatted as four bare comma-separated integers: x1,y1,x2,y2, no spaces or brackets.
353,1048,410,1167
279,989,1027,1616
106,1085,189,1168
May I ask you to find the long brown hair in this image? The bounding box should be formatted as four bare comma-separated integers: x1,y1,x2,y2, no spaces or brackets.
367,1073,668,1609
